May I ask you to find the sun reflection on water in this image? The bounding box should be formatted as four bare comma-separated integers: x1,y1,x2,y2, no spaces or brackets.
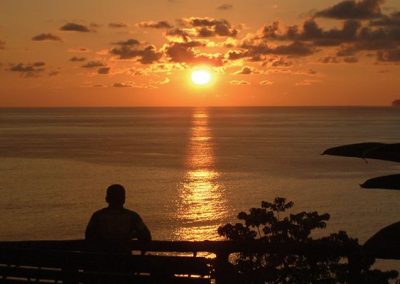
174,109,227,241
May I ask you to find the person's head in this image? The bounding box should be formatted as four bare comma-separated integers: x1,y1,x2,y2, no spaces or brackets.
106,184,126,207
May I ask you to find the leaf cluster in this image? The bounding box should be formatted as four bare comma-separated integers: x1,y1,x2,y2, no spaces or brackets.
218,197,398,283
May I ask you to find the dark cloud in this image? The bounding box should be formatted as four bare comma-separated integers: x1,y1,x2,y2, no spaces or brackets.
32,33,62,41
165,28,191,41
110,45,139,59
377,48,400,61
271,41,315,56
70,56,86,62
270,57,293,67
184,17,238,37
110,42,162,64
109,22,127,28
139,21,173,29
113,38,140,46
239,41,314,60
370,11,400,27
8,62,46,77
60,23,91,32
166,41,202,62
113,82,132,88
302,19,361,45
138,45,163,64
164,41,223,66
254,16,400,61
81,61,105,68
261,19,361,46
217,4,233,10
315,0,383,19
226,50,246,60
97,67,110,74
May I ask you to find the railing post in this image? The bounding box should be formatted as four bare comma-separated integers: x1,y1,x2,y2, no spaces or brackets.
215,251,230,284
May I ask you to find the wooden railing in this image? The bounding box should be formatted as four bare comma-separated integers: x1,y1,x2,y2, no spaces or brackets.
0,239,398,283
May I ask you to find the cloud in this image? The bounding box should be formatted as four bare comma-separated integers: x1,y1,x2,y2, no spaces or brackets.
239,41,315,60
321,56,340,63
302,19,360,46
271,41,314,56
81,61,105,68
295,79,321,86
182,17,238,37
315,0,383,19
226,50,246,60
97,67,110,74
60,22,91,32
70,56,86,62
234,66,254,74
138,46,163,64
260,19,361,46
259,80,273,86
68,47,91,53
165,41,203,62
113,38,140,46
251,16,400,61
109,22,127,28
111,44,162,64
165,28,192,41
377,48,400,61
138,21,173,29
230,80,250,85
270,57,293,67
156,77,170,85
165,41,223,66
49,71,60,76
217,4,233,11
32,33,62,41
8,62,45,77
343,56,359,63
113,82,132,88
370,11,400,27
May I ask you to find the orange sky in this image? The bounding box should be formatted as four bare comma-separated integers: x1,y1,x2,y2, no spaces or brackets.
0,0,400,106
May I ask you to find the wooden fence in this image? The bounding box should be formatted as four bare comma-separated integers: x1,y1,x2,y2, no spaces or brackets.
0,239,398,283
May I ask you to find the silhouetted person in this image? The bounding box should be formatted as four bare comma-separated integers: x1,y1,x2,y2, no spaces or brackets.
85,184,151,254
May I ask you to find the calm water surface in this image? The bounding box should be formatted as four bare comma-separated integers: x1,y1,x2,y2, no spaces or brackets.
0,107,400,244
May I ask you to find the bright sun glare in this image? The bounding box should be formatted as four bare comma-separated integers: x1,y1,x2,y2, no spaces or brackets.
191,68,212,86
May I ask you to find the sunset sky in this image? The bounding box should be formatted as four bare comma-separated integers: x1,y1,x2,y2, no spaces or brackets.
1,0,400,106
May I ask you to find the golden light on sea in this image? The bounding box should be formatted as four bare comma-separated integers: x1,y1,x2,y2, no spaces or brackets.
174,108,227,241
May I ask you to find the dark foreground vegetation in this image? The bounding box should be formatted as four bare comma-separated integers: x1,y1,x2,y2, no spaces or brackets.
218,197,398,283
0,197,398,284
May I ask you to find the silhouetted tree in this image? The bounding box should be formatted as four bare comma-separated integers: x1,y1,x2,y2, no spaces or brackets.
218,197,398,283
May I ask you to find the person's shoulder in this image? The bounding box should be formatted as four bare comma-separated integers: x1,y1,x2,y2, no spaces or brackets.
91,208,109,217
122,208,142,219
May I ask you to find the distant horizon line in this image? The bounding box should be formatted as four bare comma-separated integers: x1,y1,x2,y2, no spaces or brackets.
0,105,396,109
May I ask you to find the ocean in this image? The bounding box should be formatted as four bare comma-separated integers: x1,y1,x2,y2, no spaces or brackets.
0,107,400,244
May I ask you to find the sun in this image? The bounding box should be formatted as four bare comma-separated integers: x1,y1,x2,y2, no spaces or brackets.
191,67,212,86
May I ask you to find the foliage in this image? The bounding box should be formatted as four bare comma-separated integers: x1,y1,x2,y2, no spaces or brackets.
218,197,398,283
